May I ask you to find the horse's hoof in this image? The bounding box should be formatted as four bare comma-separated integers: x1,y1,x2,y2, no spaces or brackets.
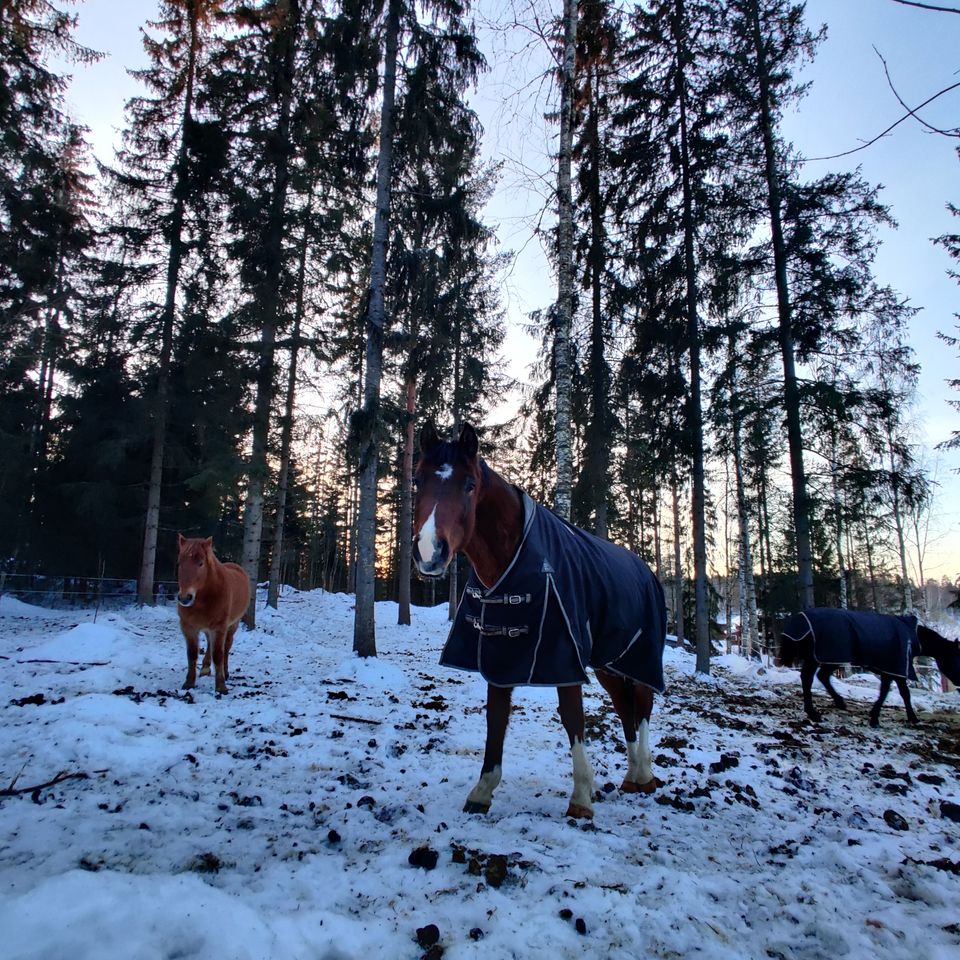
216,684,229,695
621,777,659,795
463,800,490,815
808,711,822,723
835,700,847,711
182,679,195,690
565,802,594,820
869,717,880,729
199,667,211,677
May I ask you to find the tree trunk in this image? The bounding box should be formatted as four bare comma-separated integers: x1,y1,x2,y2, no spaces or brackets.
829,433,848,610
885,427,913,613
861,503,880,611
267,182,314,609
729,341,759,659
553,0,577,521
137,0,201,605
671,471,685,647
749,0,815,609
586,60,609,538
354,0,400,657
240,0,300,628
397,377,415,625
673,0,710,673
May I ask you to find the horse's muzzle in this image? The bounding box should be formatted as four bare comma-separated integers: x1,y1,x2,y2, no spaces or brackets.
177,593,195,608
413,538,449,578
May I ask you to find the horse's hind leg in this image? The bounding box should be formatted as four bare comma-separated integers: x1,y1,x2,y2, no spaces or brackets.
223,622,238,682
817,665,846,710
597,669,657,794
869,674,893,728
464,684,512,814
557,684,594,819
895,676,919,724
200,635,212,677
211,629,229,695
626,684,658,793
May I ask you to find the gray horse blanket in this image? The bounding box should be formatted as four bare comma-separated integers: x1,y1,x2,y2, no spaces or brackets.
781,608,918,680
440,491,666,690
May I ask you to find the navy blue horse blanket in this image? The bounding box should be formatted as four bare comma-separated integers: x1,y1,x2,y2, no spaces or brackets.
440,491,667,690
781,608,918,680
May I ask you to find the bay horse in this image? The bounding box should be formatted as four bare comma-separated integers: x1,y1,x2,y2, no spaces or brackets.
412,423,667,819
780,608,960,727
176,534,251,695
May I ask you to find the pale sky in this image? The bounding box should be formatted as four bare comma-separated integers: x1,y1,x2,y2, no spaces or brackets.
55,0,960,579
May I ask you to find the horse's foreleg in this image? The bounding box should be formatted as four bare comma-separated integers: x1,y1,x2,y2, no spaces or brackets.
869,674,893,728
800,659,822,721
557,684,594,819
211,629,229,694
817,665,846,710
182,628,200,690
464,684,512,814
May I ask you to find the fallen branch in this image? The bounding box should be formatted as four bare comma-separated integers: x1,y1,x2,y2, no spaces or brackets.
16,658,110,666
329,713,381,726
1,769,91,801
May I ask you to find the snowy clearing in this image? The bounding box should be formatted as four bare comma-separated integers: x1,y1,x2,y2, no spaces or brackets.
1,590,958,960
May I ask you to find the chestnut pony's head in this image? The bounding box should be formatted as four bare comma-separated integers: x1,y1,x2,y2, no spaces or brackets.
176,534,213,607
412,423,482,578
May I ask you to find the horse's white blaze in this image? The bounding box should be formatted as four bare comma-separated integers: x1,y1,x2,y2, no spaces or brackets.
417,505,439,563
627,719,653,785
466,765,501,807
570,737,594,811
436,463,453,481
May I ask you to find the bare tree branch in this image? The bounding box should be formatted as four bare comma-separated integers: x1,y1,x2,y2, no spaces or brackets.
1,769,90,801
804,78,960,161
890,0,960,13
875,46,960,138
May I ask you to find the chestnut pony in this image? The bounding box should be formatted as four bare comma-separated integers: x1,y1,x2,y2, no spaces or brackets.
176,534,250,694
413,423,665,819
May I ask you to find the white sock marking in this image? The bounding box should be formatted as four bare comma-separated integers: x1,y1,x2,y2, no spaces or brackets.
467,765,502,807
627,719,653,785
570,738,595,811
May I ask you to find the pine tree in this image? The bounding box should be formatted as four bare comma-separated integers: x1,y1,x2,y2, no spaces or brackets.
352,0,484,656
0,1,99,565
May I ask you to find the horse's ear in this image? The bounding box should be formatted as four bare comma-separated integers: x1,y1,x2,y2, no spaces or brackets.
459,423,479,461
202,537,213,552
420,422,440,453
177,533,186,549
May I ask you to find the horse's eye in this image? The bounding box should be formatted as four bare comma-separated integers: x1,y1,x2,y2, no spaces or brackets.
412,477,420,491
465,477,476,494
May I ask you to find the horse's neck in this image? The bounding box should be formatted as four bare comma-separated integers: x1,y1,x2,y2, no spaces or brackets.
463,461,524,589
202,555,225,593
918,626,943,658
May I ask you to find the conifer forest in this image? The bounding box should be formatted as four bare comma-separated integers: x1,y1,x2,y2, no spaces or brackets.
3,0,959,667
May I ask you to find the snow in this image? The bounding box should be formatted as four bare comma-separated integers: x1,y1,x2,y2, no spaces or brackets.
1,591,958,960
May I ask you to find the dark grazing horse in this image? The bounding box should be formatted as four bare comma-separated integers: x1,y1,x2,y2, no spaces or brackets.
176,534,251,694
780,608,960,727
412,423,667,819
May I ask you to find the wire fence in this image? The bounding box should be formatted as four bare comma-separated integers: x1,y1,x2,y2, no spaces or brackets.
0,573,180,610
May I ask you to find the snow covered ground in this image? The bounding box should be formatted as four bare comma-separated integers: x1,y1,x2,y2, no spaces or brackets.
1,589,958,960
